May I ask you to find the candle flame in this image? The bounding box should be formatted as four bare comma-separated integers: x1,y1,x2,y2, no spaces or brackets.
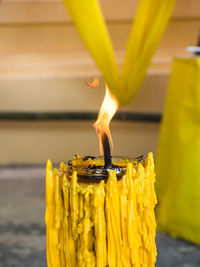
94,84,119,155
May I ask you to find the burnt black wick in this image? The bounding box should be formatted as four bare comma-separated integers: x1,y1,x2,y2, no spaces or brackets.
102,132,112,169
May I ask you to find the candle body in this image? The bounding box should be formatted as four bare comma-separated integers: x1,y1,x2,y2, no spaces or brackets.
45,153,157,266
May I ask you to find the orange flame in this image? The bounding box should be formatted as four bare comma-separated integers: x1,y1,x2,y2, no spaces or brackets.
94,84,119,155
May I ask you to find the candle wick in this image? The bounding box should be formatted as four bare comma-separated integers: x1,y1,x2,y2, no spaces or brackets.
102,131,112,169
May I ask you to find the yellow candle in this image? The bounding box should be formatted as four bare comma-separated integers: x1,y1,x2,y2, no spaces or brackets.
45,153,157,266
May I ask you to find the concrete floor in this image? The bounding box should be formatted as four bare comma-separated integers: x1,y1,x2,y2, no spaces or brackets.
0,166,200,267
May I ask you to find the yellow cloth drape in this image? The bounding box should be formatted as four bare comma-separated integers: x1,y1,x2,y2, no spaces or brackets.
62,0,176,106
156,58,200,245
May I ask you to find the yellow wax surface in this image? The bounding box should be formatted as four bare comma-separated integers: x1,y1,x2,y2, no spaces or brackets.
45,153,157,267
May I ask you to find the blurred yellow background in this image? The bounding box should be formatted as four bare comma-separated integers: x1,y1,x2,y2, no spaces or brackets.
0,0,199,164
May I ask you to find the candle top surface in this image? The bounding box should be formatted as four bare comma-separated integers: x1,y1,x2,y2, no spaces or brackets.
57,155,144,183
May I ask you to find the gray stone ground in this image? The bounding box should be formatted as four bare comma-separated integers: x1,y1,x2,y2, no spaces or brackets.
0,166,200,267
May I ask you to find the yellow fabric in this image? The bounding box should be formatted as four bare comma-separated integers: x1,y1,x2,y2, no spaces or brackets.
45,153,157,266
62,0,176,105
156,58,200,245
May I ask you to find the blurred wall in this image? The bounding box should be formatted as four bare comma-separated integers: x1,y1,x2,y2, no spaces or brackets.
0,0,199,164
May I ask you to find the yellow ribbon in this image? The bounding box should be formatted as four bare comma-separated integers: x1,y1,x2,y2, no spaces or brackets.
63,0,176,106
